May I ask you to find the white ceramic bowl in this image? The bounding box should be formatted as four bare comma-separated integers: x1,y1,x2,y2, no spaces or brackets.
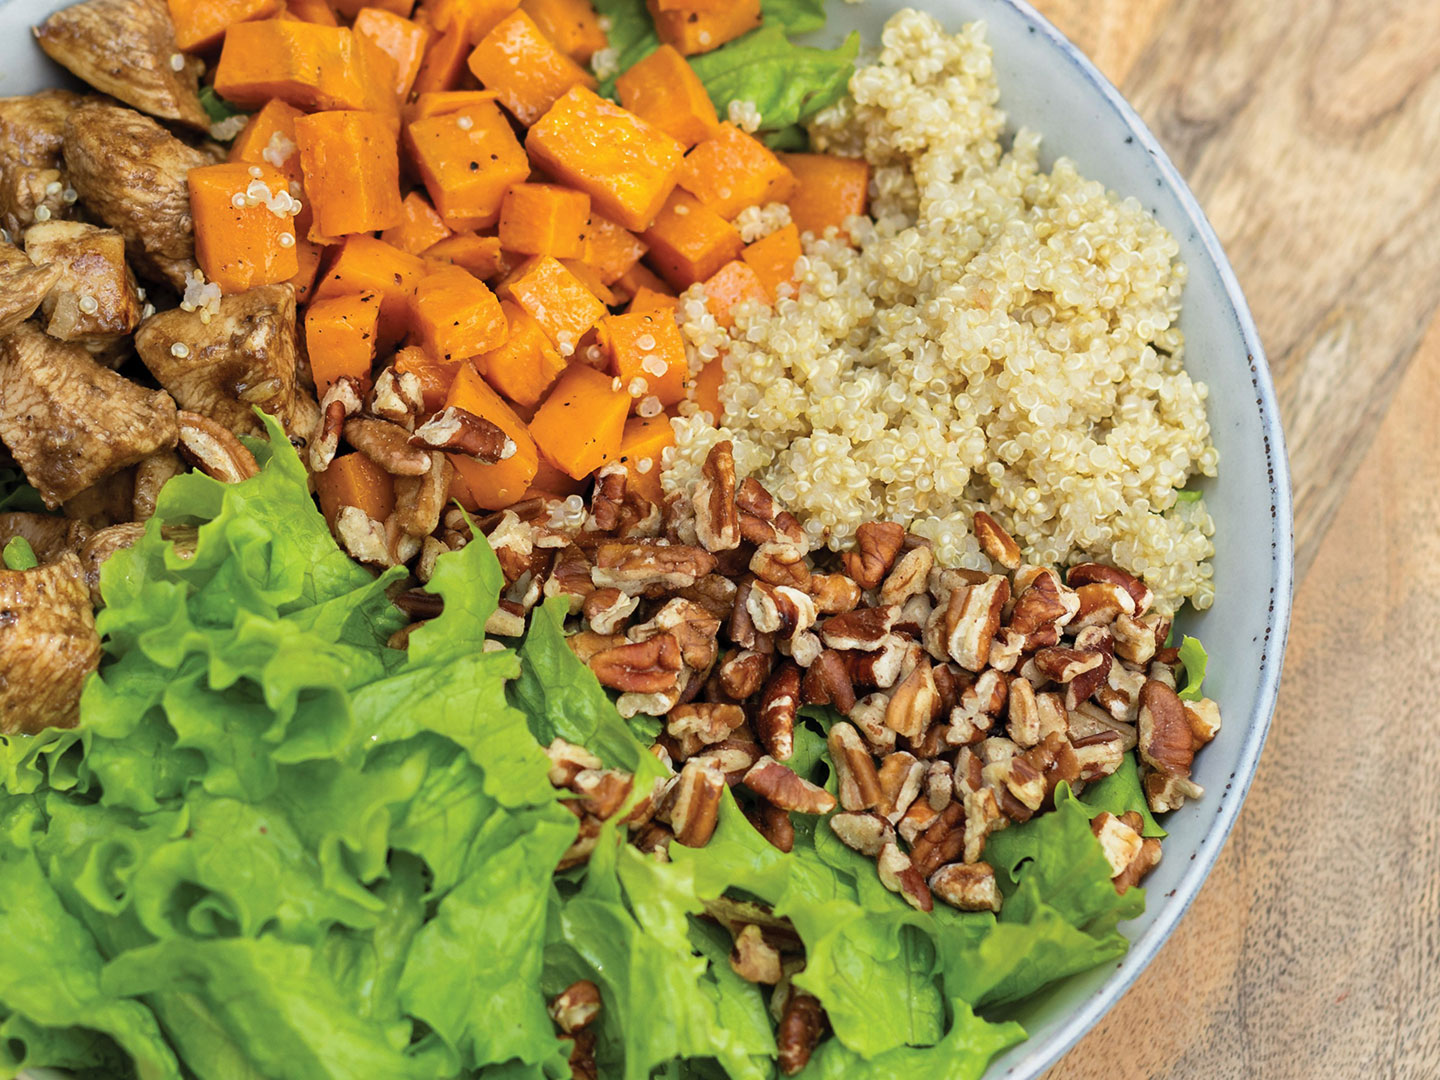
0,0,1293,1075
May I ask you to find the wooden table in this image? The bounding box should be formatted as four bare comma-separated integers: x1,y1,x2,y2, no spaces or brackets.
1028,1,1440,1075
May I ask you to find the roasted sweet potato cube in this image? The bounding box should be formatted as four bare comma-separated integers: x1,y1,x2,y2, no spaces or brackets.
529,364,629,479
497,254,606,355
412,25,471,93
22,221,142,343
445,362,538,508
382,191,453,254
467,10,596,126
581,211,648,285
479,298,566,406
316,451,395,527
229,99,306,187
422,232,506,278
279,0,340,25
647,0,759,57
306,291,381,395
617,414,674,503
614,44,718,148
426,0,520,43
641,189,743,290
215,22,377,111
600,309,686,407
613,261,669,304
312,235,425,348
294,110,403,240
394,344,460,411
779,152,871,238
702,258,768,329
168,0,282,53
626,285,677,317
740,222,801,298
498,183,590,258
526,86,685,232
353,8,431,101
520,0,607,63
406,100,529,230
678,123,797,220
188,162,301,294
409,263,508,361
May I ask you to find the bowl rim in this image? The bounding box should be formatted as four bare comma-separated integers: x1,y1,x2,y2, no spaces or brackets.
984,0,1295,1075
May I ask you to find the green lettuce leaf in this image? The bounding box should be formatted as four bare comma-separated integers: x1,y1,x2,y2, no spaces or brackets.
761,0,827,35
0,467,45,512
1077,754,1165,838
690,26,859,131
2,536,36,571
1177,635,1208,700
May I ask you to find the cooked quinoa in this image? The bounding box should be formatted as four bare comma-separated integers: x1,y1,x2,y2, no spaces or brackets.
665,9,1217,613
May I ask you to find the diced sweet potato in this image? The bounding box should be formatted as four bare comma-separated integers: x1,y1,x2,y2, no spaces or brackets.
279,0,339,25
617,413,674,503
692,355,723,419
740,222,800,298
315,451,395,527
406,100,529,230
614,44,718,148
215,21,379,111
422,232,506,278
647,0,759,57
229,99,306,186
600,309,686,407
612,260,669,304
426,0,520,43
467,10,596,127
626,285,677,316
353,8,431,100
702,258,768,329
288,235,325,303
529,364,628,479
497,255,606,355
168,0,282,53
405,89,501,122
641,188,742,289
581,211,647,285
312,235,425,347
410,264,508,361
558,259,617,307
479,298,566,406
306,290,381,394
394,344,460,411
445,363,538,508
498,183,590,258
188,163,300,294
678,123,797,220
382,191,453,254
519,0,606,63
525,451,590,499
779,152,871,238
412,25,470,93
526,86,685,232
295,110,404,240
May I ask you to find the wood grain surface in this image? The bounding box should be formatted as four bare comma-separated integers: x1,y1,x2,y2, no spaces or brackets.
1029,1,1440,1076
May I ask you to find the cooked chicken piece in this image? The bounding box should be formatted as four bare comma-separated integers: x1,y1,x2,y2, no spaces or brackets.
0,240,61,337
23,220,143,346
63,100,209,289
64,469,138,530
79,521,195,606
0,90,79,238
34,0,207,130
0,513,92,563
135,283,305,436
0,553,102,733
0,324,178,508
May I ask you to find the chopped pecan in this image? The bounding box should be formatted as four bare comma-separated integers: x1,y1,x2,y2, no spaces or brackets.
545,545,596,614
944,574,1010,671
746,581,816,640
897,798,940,845
632,820,673,860
983,753,1046,814
631,597,723,672
345,417,431,475
589,633,683,694
1185,697,1222,747
1007,568,1078,637
785,628,822,668
894,592,933,639
1072,581,1136,629
1113,832,1163,894
926,760,953,811
308,376,363,472
1112,612,1158,665
847,692,897,752
676,573,739,620
884,658,937,740
961,784,1006,863
545,738,604,787
1067,563,1153,616
485,600,526,637
567,629,626,664
828,722,884,811
879,545,933,606
807,572,861,614
756,663,800,760
176,410,259,483
1143,769,1204,813
592,539,718,595
549,980,602,1034
393,452,453,537
735,476,805,547
800,649,856,713
369,366,423,429
746,800,795,852
843,634,908,688
946,669,1008,746
973,510,1021,570
335,505,391,566
828,810,894,856
908,801,964,878
776,988,825,1077
750,541,811,589
1006,675,1042,747
1033,645,1106,685
558,814,602,870
876,751,925,823
929,862,1002,913
562,1029,598,1080
1137,679,1194,778
842,521,905,588
668,702,746,745
1090,811,1144,879
667,758,726,846
693,440,741,552
1071,730,1126,782
819,605,897,651
582,586,638,633
877,841,933,912
719,648,771,699
743,755,837,814
729,922,783,984
571,768,635,820
410,405,515,462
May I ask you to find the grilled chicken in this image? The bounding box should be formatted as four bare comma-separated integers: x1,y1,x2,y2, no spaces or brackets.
33,0,207,130
0,89,79,238
0,513,92,563
63,100,209,289
23,220,143,346
135,283,306,437
64,470,139,531
0,323,178,507
0,553,102,734
0,240,61,337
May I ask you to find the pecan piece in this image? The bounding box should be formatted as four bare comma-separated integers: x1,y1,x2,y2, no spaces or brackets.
883,658,936,740
1071,730,1127,782
549,980,602,1033
926,760,953,811
735,476,805,547
410,405,516,462
973,510,1021,569
668,758,725,847
808,572,861,614
944,574,1010,671
176,410,258,483
370,366,423,429
756,662,800,760
1067,563,1153,616
1007,568,1079,637
1113,612,1158,665
777,988,825,1077
828,810,894,856
308,375,363,472
1090,810,1144,879
561,1030,598,1080
746,800,795,852
751,541,811,589
583,586,639,634
1137,679,1194,778
801,649,856,713
592,540,718,595
545,738,603,787
589,633,683,694
897,798,940,845
819,604,897,651
346,417,431,475
719,648,771,699
571,768,634,820
1033,645,1106,684
930,862,1002,912
842,521,905,588
877,841,933,912
729,923,783,984
693,440,741,552
908,801,964,877
1072,581,1136,629
742,755,837,815
747,581,816,640
667,702,746,745
335,505,391,566
843,634,908,688
879,544,932,605
876,751,925,823
827,721,883,811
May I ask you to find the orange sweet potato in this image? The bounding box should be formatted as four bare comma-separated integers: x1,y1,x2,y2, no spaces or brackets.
701,258,768,329
405,101,529,229
526,86,685,232
467,10,596,127
559,259,617,307
626,285,677,316
778,152,871,238
422,232,506,278
497,254,606,355
529,364,629,479
279,0,339,25
306,290,381,394
410,263,508,361
412,25,470,93
739,222,800,298
333,0,412,15
295,110,404,240
394,344,460,410
478,298,566,406
215,21,379,110
425,0,521,43
229,99,305,185
169,0,281,53
353,8,431,100
188,163,300,294
315,451,395,527
445,363,538,508
614,44,718,149
678,123,797,220
692,355,723,419
498,183,590,258
647,0,759,56
312,235,426,347
519,0,606,63
581,211,647,285
617,413,674,503
404,89,500,122
525,452,590,499
612,260,669,304
382,191,453,254
288,235,325,303
600,309,686,408
641,188,742,289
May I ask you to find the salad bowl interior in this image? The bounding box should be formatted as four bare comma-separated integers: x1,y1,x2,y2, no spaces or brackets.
0,0,1293,1076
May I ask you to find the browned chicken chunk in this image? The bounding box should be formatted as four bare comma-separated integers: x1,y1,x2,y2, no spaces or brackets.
0,323,178,507
62,99,209,289
0,89,79,238
0,240,61,337
23,220,143,346
33,0,207,130
0,513,92,563
0,552,102,734
135,283,306,436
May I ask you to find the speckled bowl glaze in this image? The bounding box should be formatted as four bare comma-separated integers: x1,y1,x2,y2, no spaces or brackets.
0,0,1293,1075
